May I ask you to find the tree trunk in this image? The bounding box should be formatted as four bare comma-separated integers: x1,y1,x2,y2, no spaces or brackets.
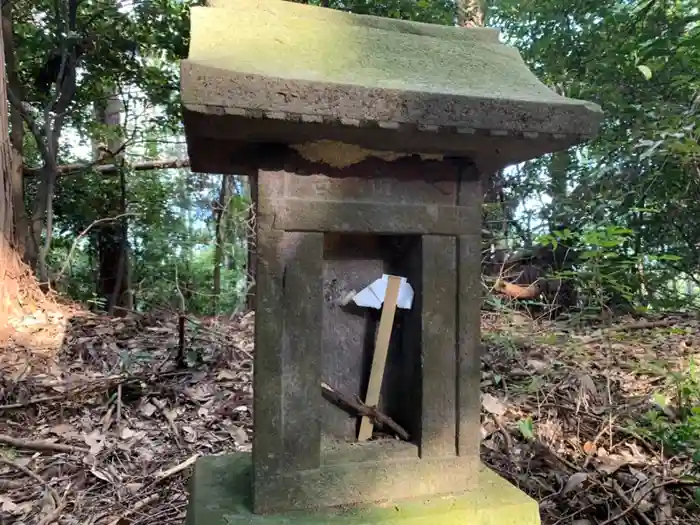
94,94,132,314
10,14,79,282
548,85,571,228
213,174,231,314
0,15,44,336
456,0,487,27
548,150,571,227
2,8,26,258
457,1,504,253
0,7,17,251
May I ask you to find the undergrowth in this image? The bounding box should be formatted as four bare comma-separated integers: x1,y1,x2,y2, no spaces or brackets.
629,359,700,466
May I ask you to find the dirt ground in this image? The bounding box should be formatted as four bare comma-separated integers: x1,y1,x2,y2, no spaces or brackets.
1,305,699,524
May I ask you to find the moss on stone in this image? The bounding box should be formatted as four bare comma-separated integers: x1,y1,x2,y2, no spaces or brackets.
291,140,444,168
187,0,588,106
186,452,541,525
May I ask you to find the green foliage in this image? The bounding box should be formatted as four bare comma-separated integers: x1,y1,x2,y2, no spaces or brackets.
518,417,535,441
304,0,455,23
9,0,700,319
630,360,700,463
482,331,521,357
489,0,700,306
538,222,683,316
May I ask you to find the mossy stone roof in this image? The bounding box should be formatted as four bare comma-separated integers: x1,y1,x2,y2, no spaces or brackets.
180,0,603,165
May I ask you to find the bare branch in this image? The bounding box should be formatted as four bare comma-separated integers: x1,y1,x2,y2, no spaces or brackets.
55,212,137,282
6,88,50,160
24,159,190,177
23,158,191,178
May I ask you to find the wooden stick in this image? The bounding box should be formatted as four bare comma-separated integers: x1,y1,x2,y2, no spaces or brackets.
358,275,402,441
321,382,409,440
0,434,88,454
154,454,199,481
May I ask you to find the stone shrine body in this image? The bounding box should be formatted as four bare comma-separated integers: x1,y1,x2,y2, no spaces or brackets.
180,1,603,524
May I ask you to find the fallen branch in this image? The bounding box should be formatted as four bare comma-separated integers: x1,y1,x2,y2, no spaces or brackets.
492,414,513,452
0,433,89,454
1,372,190,414
0,456,60,506
111,453,199,519
38,499,68,525
0,394,67,410
321,382,410,440
23,158,190,178
154,400,184,450
584,319,678,343
611,480,654,525
0,478,24,489
609,319,675,332
37,482,71,525
184,314,254,360
106,493,160,525
154,453,199,481
599,479,693,525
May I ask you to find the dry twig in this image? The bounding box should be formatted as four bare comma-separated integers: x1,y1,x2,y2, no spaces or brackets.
321,381,410,440
0,433,88,454
0,455,60,506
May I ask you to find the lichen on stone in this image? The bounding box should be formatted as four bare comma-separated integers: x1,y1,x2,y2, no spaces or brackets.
291,140,444,168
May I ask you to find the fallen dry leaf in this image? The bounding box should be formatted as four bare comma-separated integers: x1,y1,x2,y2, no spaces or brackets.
0,495,19,513
560,472,588,496
83,430,106,456
139,401,157,417
481,393,507,416
228,425,248,445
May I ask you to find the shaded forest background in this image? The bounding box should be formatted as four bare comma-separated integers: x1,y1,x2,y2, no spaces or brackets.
1,2,700,524
1,0,699,319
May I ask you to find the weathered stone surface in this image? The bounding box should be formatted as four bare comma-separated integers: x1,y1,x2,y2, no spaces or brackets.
420,235,458,458
253,173,326,498
254,453,479,513
321,234,388,441
182,120,595,173
180,5,597,524
280,232,324,470
186,452,541,525
274,199,481,235
249,160,486,513
180,0,603,170
457,164,484,457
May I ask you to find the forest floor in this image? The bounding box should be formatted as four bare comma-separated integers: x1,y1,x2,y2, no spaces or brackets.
0,305,699,524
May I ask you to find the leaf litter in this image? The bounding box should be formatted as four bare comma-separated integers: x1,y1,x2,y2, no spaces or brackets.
1,309,253,525
1,307,699,524
481,310,700,524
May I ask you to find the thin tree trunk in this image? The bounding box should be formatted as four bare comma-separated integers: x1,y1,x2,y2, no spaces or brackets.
213,174,231,314
110,164,133,313
456,0,487,27
94,94,131,314
549,150,571,227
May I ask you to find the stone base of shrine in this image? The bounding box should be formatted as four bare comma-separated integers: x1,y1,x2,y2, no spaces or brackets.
185,453,541,525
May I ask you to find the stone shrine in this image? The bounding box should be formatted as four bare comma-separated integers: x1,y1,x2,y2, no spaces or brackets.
180,1,603,524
